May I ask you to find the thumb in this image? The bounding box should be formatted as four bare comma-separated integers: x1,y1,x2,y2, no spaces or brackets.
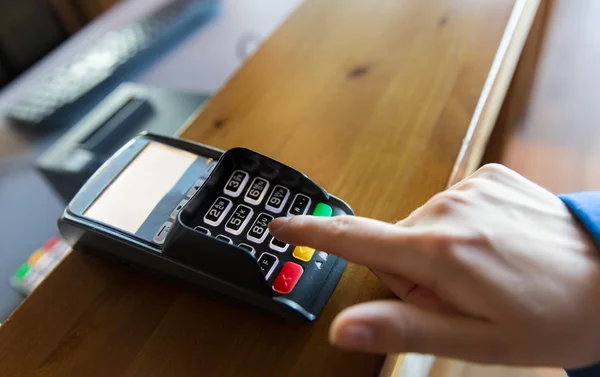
329,300,502,363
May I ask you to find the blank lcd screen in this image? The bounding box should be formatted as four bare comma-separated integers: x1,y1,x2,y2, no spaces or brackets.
84,142,197,233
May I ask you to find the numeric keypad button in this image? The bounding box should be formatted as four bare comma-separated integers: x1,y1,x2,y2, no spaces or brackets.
238,243,256,256
194,226,211,236
246,213,274,244
225,204,254,235
269,237,289,253
223,170,249,197
257,252,278,280
204,197,233,226
265,185,290,214
244,177,270,205
287,193,311,216
215,235,233,244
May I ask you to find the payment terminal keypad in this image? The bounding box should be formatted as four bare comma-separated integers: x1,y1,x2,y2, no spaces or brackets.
190,167,333,296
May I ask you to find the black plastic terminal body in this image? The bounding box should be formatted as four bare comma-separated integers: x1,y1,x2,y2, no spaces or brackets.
58,133,354,322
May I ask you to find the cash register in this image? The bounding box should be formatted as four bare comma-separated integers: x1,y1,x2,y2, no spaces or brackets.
58,133,353,322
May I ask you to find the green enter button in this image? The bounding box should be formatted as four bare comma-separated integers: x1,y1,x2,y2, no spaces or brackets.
312,203,333,217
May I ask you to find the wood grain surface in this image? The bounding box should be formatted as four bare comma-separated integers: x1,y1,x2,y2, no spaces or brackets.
0,0,537,376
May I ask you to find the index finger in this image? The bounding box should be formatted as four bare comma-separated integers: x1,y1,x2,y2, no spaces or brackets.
268,215,443,287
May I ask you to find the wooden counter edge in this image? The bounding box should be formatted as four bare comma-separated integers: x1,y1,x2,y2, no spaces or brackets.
447,0,541,187
381,0,542,376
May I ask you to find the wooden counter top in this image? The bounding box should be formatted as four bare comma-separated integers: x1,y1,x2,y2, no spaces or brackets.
0,0,540,376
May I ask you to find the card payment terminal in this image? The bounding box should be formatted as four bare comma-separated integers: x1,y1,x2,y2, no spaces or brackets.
58,133,353,322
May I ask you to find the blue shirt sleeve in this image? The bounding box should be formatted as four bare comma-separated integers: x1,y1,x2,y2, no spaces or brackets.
560,192,600,247
558,192,600,377
564,364,600,377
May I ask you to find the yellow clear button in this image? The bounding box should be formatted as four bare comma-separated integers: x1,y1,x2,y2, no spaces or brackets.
293,246,315,262
28,249,45,266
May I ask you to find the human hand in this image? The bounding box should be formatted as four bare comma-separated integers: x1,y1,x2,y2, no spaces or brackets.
268,164,600,368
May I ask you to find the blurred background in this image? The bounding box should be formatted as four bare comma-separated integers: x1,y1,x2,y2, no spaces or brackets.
0,1,599,376
0,0,302,320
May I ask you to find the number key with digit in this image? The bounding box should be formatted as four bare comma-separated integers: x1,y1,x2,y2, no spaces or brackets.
244,177,270,205
225,204,254,235
265,185,290,214
204,197,233,226
223,170,249,197
247,212,273,244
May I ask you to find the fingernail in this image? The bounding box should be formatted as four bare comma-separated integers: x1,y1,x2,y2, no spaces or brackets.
330,324,374,349
268,216,291,233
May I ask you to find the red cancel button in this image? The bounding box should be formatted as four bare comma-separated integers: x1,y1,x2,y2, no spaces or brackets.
273,262,303,294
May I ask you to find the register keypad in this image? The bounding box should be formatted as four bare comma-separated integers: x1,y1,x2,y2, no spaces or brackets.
193,168,335,295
